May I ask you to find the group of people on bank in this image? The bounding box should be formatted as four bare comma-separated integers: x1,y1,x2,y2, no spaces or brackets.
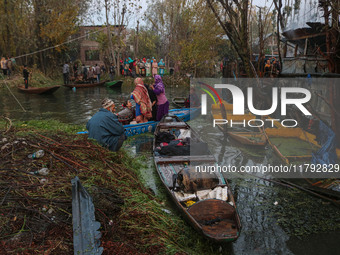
62,62,105,85
122,57,165,78
61,57,166,85
0,57,14,79
86,75,169,152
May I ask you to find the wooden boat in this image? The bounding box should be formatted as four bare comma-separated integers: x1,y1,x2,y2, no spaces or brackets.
17,85,60,95
105,80,123,89
64,80,107,88
211,101,267,146
153,115,241,242
172,97,187,108
265,126,320,164
77,108,201,137
211,100,259,121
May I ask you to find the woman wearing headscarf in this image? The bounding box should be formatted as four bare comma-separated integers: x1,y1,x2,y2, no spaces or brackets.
124,58,129,77
131,78,152,123
145,59,151,77
151,75,169,121
152,58,158,77
158,59,165,77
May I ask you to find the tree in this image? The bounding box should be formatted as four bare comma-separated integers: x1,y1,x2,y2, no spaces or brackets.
206,0,254,77
145,0,224,77
0,0,91,71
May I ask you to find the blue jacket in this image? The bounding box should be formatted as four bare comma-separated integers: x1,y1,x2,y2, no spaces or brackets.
86,108,125,151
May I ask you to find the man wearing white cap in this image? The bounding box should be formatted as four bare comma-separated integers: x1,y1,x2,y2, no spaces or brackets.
86,98,125,151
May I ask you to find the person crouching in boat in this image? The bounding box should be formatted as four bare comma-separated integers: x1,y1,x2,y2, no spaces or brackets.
86,98,126,152
150,75,169,121
131,78,152,123
117,100,135,125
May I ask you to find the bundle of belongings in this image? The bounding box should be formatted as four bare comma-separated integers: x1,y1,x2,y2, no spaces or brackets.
154,130,210,156
173,167,228,205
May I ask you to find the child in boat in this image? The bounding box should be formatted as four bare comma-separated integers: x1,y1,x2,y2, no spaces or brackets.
23,65,30,89
116,100,135,125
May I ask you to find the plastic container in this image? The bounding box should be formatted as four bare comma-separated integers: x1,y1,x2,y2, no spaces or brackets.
31,168,49,176
28,150,45,159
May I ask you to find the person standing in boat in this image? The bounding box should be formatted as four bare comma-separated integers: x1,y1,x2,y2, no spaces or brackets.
131,78,152,123
82,64,88,82
152,58,158,77
86,98,125,152
95,64,101,83
87,66,94,83
73,63,78,79
109,63,115,81
144,83,158,121
63,62,70,85
23,65,30,89
151,75,169,121
158,59,165,77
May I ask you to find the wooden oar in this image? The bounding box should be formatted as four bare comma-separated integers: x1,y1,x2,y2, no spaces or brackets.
219,102,227,133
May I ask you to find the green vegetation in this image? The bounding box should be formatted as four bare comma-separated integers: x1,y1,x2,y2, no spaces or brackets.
0,68,63,88
270,137,318,156
0,119,232,254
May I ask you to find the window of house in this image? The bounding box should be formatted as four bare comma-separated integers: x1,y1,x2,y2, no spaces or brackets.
85,29,91,40
85,50,100,61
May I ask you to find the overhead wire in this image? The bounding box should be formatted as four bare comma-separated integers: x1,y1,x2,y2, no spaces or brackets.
12,26,107,60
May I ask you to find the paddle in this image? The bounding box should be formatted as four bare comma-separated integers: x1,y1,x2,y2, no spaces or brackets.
220,102,227,133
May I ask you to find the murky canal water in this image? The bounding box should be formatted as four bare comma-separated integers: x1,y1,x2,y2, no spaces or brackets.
0,82,339,255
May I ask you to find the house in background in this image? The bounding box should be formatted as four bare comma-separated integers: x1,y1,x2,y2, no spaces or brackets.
78,25,127,67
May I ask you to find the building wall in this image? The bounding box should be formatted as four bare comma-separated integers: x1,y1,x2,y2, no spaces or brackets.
78,25,126,67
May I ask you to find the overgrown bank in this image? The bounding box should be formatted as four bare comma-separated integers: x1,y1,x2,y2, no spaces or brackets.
0,119,228,255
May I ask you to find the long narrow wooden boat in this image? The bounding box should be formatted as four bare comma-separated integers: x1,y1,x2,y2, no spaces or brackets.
172,97,186,108
211,101,267,146
77,108,201,137
265,126,340,164
64,80,107,88
105,80,123,89
265,127,319,164
211,100,260,122
17,85,60,95
153,115,241,242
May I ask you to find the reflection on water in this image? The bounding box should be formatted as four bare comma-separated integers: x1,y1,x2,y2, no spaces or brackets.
0,82,188,124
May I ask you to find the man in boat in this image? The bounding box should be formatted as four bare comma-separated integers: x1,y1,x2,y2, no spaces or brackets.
95,64,101,83
63,62,70,85
23,65,30,89
82,64,88,81
86,98,126,152
109,63,115,81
